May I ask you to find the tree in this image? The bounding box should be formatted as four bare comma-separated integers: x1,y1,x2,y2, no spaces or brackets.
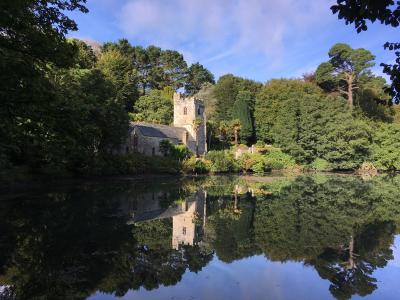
185,63,215,95
218,121,230,143
213,74,261,122
356,76,394,121
68,39,97,69
255,79,322,143
331,0,400,102
233,91,254,144
132,90,173,125
315,43,375,107
230,119,241,145
255,79,371,168
0,1,92,170
97,49,139,112
103,41,189,94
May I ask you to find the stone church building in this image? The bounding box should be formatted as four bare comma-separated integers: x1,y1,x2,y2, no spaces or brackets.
124,93,207,156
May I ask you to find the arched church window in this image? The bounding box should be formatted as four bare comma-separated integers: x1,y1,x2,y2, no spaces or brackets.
197,107,201,115
184,107,187,115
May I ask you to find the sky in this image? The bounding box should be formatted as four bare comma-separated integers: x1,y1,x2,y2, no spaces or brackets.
68,0,399,83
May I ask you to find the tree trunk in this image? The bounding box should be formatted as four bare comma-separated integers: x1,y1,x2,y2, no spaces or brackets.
347,235,355,270
234,129,238,145
347,75,354,108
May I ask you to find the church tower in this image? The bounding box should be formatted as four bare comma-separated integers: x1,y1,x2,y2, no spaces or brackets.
173,93,207,155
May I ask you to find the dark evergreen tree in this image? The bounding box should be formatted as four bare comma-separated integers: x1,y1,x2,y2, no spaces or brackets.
233,91,254,144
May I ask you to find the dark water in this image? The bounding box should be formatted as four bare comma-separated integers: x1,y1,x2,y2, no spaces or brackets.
1,175,400,300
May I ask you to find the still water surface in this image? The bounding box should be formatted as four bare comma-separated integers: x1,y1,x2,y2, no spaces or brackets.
1,175,400,300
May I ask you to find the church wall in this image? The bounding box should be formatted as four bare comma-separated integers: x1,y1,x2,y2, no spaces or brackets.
125,127,181,156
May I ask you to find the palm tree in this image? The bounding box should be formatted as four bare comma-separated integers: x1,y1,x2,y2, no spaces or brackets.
218,121,229,142
231,119,241,145
192,118,203,157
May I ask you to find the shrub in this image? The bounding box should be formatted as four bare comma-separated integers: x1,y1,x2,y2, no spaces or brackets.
264,148,296,170
238,153,267,174
252,159,268,174
310,158,331,171
206,150,239,173
159,140,192,161
182,157,211,174
170,144,192,161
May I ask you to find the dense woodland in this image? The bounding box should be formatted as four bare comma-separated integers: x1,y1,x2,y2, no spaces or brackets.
2,1,400,179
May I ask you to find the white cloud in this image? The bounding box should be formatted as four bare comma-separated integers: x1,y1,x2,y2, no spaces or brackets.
118,0,333,61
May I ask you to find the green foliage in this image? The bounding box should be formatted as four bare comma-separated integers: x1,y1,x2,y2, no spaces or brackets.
68,38,97,69
330,1,400,102
255,79,323,143
213,74,261,123
185,63,215,95
315,62,337,92
102,40,188,93
0,0,95,173
255,80,371,169
310,158,331,171
159,140,192,161
315,43,376,106
233,91,254,144
371,123,400,171
131,90,173,124
96,49,139,111
206,150,239,173
237,153,267,173
263,148,296,170
356,77,393,121
322,118,371,170
182,157,211,174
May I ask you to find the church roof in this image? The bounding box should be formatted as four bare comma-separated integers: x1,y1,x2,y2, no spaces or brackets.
130,122,187,140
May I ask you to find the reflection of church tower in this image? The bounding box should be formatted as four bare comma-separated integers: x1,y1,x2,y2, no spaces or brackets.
173,93,207,155
172,190,207,249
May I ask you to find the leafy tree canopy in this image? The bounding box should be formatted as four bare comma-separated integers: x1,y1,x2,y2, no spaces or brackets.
331,0,400,102
185,63,215,95
131,90,173,125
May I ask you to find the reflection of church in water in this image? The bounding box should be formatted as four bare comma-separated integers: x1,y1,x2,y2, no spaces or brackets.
124,189,207,250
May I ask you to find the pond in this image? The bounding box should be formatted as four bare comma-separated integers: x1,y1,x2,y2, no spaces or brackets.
0,174,400,300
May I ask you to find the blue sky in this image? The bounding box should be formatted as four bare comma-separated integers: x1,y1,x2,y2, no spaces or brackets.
68,0,398,83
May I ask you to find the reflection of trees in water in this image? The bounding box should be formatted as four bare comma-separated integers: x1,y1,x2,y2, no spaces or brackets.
252,176,400,300
309,222,396,300
0,182,212,300
204,175,400,299
0,175,400,300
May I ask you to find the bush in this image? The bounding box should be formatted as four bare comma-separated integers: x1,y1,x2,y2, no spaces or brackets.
264,148,296,170
182,157,211,174
159,140,192,161
238,153,267,174
252,159,268,174
206,150,239,173
310,158,331,171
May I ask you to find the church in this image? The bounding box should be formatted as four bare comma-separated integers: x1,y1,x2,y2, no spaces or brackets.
124,93,207,156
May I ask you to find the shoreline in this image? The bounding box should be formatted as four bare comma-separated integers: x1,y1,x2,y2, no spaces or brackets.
0,168,395,195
